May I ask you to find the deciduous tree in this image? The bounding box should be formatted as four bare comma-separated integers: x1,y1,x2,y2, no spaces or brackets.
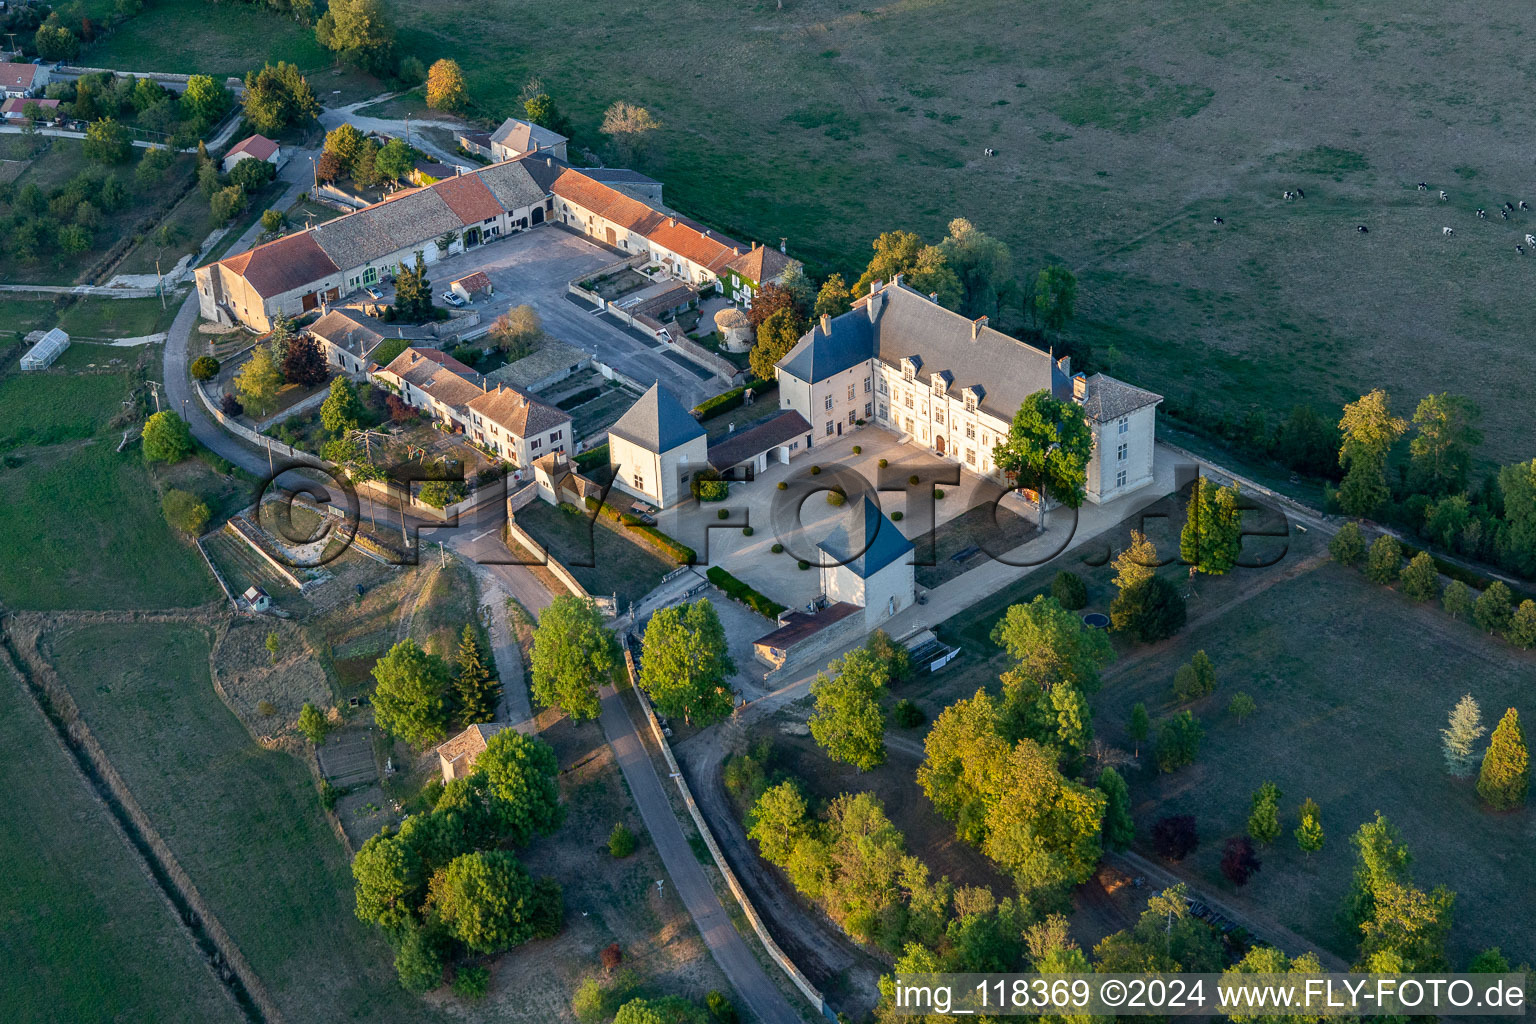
1442,579,1475,621
1221,836,1262,886
1098,766,1134,852
160,488,209,534
1400,551,1439,601
1154,711,1202,772
530,594,617,721
937,217,1012,318
298,701,327,745
1474,581,1514,635
1409,393,1482,495
1128,702,1149,757
83,117,131,164
1110,574,1186,643
993,391,1094,513
434,849,561,953
352,827,425,930
371,638,450,746
142,410,193,463
235,345,283,416
639,598,737,725
1031,264,1077,333
748,306,803,382
425,58,467,111
813,272,852,319
281,331,329,387
468,729,562,844
1336,390,1406,517
1247,781,1282,845
1364,534,1401,585
320,376,362,435
315,0,397,74
808,647,888,770
1295,798,1325,859
1329,520,1366,565
182,74,231,128
1227,691,1257,724
851,229,962,310
241,62,320,136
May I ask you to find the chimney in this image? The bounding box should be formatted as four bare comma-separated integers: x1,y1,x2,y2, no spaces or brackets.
704,229,711,237
669,216,677,228
1072,373,1087,403
1056,354,1071,377
971,315,988,340
891,272,903,288
820,312,831,335
929,292,938,303
869,278,882,295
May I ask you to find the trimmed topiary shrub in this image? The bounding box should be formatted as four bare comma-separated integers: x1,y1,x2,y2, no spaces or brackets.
933,488,945,499
878,458,888,468
890,511,904,521
798,559,810,571
190,355,221,381
742,526,754,536
810,465,821,475
776,481,787,490
826,488,846,507
716,508,730,520
771,543,784,553
908,474,920,486
852,445,862,454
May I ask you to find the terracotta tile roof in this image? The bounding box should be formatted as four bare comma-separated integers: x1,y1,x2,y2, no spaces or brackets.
467,383,568,437
216,231,339,299
646,216,741,272
2,97,59,115
226,134,278,162
435,723,509,767
432,174,503,226
724,244,794,285
452,271,492,294
551,169,666,234
0,63,39,93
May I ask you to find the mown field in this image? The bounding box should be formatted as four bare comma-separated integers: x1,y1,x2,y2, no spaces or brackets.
0,663,240,1024
46,622,449,1024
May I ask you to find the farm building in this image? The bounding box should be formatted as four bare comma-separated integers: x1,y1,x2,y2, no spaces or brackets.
435,723,511,782
222,134,283,174
20,328,69,371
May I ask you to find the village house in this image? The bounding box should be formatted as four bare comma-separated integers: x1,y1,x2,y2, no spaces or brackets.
0,61,48,99
607,383,708,509
1,96,59,120
221,134,284,175
374,346,570,466
720,241,800,308
489,117,568,162
306,307,431,375
818,495,916,629
774,278,1162,505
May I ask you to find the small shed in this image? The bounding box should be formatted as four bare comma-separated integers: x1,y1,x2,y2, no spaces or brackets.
451,271,494,302
20,328,69,371
222,134,282,174
435,723,511,782
714,307,753,352
242,585,271,613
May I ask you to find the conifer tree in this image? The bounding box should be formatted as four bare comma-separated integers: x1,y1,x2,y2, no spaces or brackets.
1098,766,1134,852
1441,694,1485,778
1128,703,1149,758
1477,708,1529,810
454,624,498,725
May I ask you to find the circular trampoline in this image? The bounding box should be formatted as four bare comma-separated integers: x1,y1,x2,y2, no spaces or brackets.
1082,612,1111,629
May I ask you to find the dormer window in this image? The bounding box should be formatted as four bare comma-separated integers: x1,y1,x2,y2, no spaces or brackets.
900,355,922,381
931,371,951,397
964,394,977,413
962,384,984,413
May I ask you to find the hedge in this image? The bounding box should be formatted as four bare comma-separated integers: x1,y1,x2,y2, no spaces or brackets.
585,497,697,564
705,566,786,619
692,378,774,419
574,444,609,471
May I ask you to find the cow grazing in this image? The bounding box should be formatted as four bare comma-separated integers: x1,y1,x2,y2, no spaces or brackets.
1524,234,1534,246
1296,188,1305,199
1417,182,1429,190
1519,246,1527,256
1521,201,1530,211
1213,216,1224,225
1477,208,1487,219
1502,209,1510,220
1357,225,1370,233
1443,226,1454,236
1440,191,1449,200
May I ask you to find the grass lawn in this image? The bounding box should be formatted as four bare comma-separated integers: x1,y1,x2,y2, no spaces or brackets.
0,439,219,609
81,0,329,76
0,368,131,450
48,622,449,1024
60,297,181,339
1093,561,1536,967
0,299,60,341
513,497,671,609
0,665,240,1024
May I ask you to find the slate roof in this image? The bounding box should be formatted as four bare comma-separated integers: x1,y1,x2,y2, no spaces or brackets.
609,383,706,453
218,231,339,299
1075,373,1163,422
777,309,874,383
490,117,567,154
817,496,914,579
581,167,659,186
724,244,794,285
752,602,860,652
707,411,812,471
226,134,278,162
467,383,568,437
779,280,1070,421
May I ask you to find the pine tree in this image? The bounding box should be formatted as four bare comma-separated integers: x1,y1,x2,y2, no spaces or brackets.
1295,798,1325,859
1247,781,1282,845
1098,766,1134,852
454,624,499,725
1441,694,1485,778
1477,708,1529,810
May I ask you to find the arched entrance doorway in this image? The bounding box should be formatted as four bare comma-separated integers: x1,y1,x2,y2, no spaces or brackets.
935,435,946,455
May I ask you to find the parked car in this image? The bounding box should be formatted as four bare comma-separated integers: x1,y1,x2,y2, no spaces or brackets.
365,286,383,300
441,291,466,307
